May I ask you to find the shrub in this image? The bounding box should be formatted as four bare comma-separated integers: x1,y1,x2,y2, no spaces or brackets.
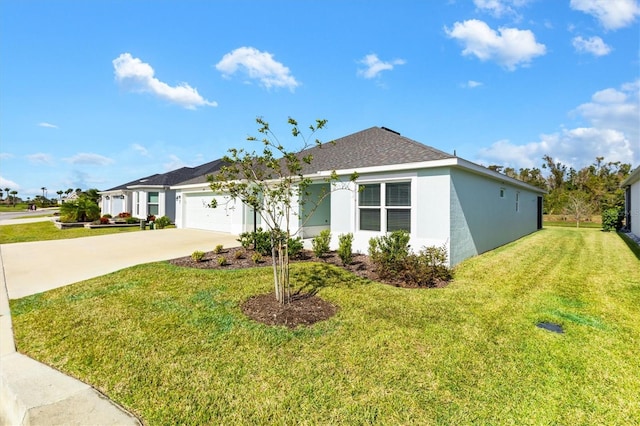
602,207,623,232
337,233,354,265
368,230,411,278
238,228,303,258
99,216,110,224
403,245,452,287
102,214,112,219
251,252,263,264
126,217,139,224
59,196,101,223
234,249,245,260
217,256,227,266
118,212,131,218
147,215,156,222
238,229,272,255
214,244,224,254
311,230,332,258
191,251,205,262
154,216,171,229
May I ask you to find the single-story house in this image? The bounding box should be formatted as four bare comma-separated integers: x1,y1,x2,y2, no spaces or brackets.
99,159,224,221
622,166,640,237
171,127,546,266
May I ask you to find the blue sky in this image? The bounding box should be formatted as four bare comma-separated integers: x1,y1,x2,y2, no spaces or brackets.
1,0,638,200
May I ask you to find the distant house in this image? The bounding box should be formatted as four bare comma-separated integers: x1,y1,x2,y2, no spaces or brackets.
171,127,545,266
622,166,640,237
99,159,224,220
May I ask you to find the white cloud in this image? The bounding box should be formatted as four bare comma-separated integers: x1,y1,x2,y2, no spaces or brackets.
476,81,639,169
444,20,546,70
357,54,406,79
462,80,484,88
64,153,114,166
473,0,530,18
37,122,58,129
215,47,299,91
0,176,19,189
27,153,54,165
131,143,150,157
572,36,612,56
0,153,14,160
570,0,640,30
113,53,217,109
163,154,186,171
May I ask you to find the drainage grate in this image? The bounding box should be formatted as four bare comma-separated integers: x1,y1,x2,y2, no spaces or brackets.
536,322,564,333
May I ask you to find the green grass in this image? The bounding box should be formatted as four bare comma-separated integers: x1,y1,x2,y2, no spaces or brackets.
0,221,141,243
543,221,602,229
10,228,640,424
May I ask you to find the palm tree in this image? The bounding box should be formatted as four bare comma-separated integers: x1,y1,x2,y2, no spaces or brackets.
10,190,18,207
57,190,63,202
3,188,9,202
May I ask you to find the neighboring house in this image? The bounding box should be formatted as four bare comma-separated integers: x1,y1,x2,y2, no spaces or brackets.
99,159,224,221
622,166,640,237
172,127,546,266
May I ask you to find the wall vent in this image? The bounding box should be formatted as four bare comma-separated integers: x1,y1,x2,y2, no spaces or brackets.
380,126,400,135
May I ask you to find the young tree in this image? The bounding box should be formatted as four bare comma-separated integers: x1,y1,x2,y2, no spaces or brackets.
563,192,593,228
9,190,18,206
209,117,355,304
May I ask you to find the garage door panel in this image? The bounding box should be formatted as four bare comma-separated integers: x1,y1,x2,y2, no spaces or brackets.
184,194,234,232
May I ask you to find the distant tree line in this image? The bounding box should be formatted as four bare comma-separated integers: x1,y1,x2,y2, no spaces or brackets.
489,155,632,226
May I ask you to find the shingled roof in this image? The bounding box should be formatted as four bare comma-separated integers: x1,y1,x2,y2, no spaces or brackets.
298,126,454,174
103,159,225,191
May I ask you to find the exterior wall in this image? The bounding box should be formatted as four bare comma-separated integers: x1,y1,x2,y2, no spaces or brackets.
449,167,539,265
414,168,452,254
299,183,331,238
629,179,640,236
327,171,452,256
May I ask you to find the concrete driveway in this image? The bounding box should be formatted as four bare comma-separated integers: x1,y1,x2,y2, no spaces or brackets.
1,228,240,299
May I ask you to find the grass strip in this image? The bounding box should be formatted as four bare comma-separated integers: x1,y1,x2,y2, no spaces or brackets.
0,220,140,243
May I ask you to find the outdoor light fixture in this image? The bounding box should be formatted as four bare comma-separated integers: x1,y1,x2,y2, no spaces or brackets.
105,195,110,200
176,195,182,201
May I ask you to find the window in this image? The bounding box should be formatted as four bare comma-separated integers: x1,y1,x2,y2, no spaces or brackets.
358,182,411,232
148,192,159,216
359,184,381,231
500,188,505,198
516,192,520,212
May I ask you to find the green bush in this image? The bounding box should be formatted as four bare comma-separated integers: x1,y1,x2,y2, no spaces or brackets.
602,207,623,232
126,217,139,224
337,233,354,265
191,251,205,262
59,196,100,223
238,228,303,258
368,230,411,278
238,228,272,255
154,216,171,229
214,244,224,254
251,252,263,264
403,245,452,287
311,229,331,258
217,256,227,266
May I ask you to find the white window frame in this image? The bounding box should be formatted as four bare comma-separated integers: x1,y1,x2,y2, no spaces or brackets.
147,191,160,216
357,179,412,233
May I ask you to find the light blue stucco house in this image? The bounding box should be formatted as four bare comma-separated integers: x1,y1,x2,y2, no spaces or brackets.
622,166,640,237
172,127,545,266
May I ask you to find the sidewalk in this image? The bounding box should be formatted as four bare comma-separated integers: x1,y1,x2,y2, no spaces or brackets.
1,227,239,425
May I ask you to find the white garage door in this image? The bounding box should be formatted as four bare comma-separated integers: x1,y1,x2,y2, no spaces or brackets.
184,193,235,232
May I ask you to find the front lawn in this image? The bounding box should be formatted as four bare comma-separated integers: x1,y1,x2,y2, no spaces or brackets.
10,228,640,424
0,220,141,244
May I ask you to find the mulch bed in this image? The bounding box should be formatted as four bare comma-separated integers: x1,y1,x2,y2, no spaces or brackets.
168,247,448,328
